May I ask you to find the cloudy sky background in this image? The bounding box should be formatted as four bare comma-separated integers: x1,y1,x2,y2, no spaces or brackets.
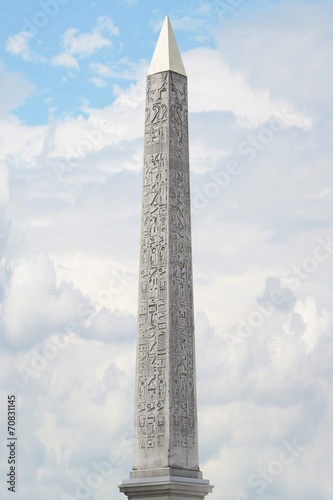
0,0,332,499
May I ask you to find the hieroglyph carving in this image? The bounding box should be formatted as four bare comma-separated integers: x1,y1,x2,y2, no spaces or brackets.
137,149,168,452
134,70,198,469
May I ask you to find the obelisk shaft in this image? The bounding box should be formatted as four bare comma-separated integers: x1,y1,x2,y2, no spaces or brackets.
134,68,199,472
119,15,213,500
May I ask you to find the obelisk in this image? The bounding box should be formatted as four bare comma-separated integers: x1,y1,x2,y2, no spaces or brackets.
119,16,213,499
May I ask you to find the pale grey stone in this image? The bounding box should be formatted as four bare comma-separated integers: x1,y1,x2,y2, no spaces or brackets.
119,15,213,500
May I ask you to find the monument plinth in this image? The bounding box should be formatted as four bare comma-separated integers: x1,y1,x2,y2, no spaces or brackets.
119,16,213,500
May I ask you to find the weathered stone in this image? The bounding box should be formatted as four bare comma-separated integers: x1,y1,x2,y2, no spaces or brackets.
119,15,213,500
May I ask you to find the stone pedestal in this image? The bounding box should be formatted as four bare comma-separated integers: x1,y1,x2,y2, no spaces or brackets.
119,479,212,500
119,468,213,500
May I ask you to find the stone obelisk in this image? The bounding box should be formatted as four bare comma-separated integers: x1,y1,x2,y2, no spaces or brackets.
119,16,213,500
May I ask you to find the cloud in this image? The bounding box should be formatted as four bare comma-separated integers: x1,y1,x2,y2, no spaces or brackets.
90,59,141,81
5,31,47,63
257,276,297,313
151,5,214,37
0,2,332,498
51,52,80,69
85,309,136,343
293,297,333,354
6,31,31,57
61,18,119,57
0,60,35,117
184,47,311,129
90,62,114,78
91,76,107,87
216,0,333,109
195,289,332,497
2,254,89,349
51,17,119,69
0,114,45,162
0,161,10,205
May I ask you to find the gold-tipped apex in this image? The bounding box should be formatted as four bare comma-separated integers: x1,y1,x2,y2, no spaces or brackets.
148,15,186,76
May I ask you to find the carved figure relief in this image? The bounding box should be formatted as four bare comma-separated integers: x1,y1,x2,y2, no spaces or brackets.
135,71,197,461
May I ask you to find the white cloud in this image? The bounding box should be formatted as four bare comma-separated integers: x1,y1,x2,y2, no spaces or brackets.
294,297,333,354
51,17,119,69
5,31,46,63
303,187,332,200
90,62,114,78
51,52,80,69
184,47,311,129
51,253,138,315
36,410,77,463
0,114,45,162
6,31,32,56
195,290,332,497
2,254,89,349
0,60,35,117
216,1,333,109
91,76,107,87
61,26,109,57
0,3,332,499
152,10,211,35
0,161,10,205
90,59,141,80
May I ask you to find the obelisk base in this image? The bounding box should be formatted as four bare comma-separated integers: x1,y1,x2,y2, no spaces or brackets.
119,473,213,500
130,468,204,480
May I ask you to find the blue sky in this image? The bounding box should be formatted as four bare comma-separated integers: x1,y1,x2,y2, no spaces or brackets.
0,1,333,499
1,0,224,125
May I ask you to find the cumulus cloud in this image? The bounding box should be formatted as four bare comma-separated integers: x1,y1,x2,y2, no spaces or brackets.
86,309,136,343
195,288,332,498
216,0,333,109
5,31,47,63
51,17,119,69
0,161,10,205
0,60,35,117
0,114,46,162
51,52,80,69
90,60,140,80
62,17,118,57
91,76,107,87
293,297,333,354
6,31,32,58
257,276,297,313
90,62,114,78
184,47,311,129
2,254,89,349
0,2,332,499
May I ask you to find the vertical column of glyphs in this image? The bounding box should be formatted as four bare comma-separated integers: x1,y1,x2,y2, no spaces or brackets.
168,72,199,470
134,72,170,468
134,70,199,471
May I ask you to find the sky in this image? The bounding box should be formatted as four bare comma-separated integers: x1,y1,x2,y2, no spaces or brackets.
0,0,332,499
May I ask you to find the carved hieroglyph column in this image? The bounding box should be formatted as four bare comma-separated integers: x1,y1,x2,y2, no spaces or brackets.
119,16,213,500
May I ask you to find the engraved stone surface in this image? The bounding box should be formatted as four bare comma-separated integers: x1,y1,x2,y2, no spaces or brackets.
119,15,213,500
133,69,198,472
